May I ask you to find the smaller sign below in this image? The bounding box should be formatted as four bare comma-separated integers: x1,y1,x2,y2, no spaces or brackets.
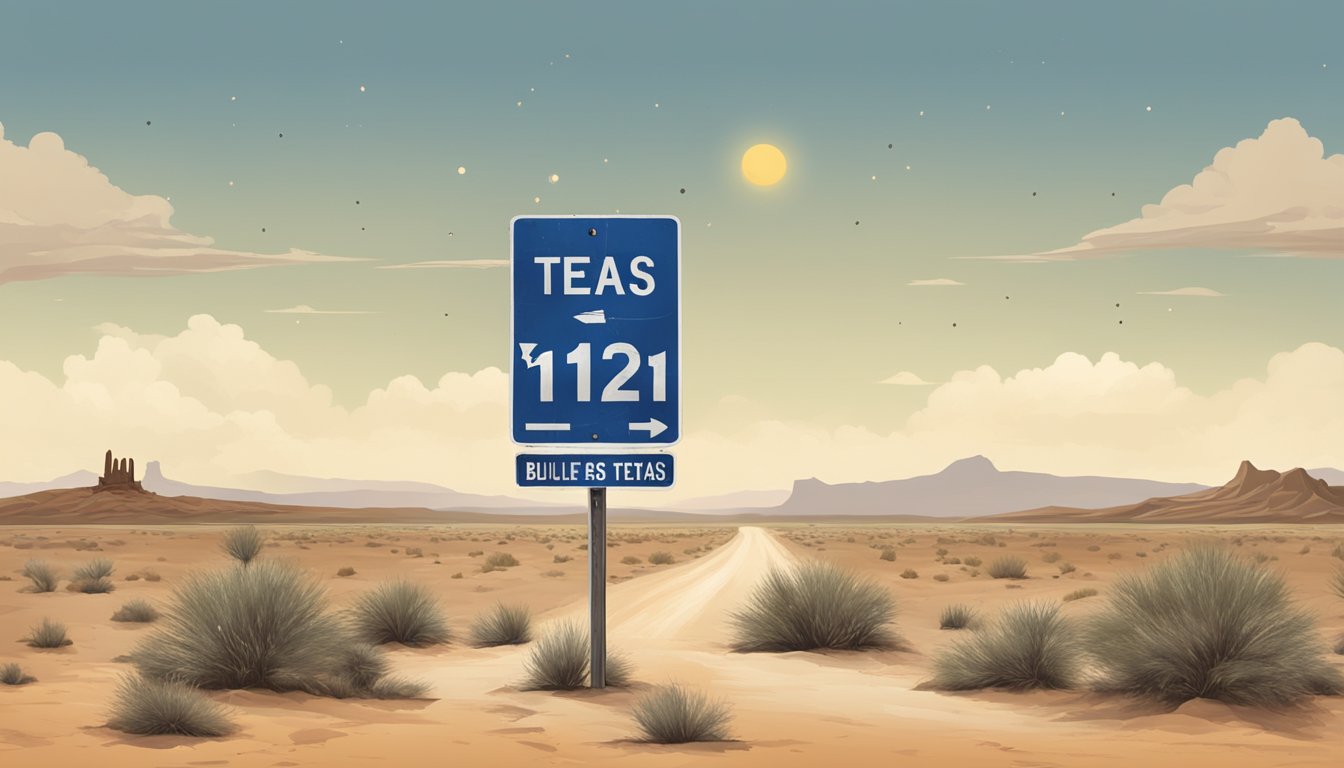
516,453,674,488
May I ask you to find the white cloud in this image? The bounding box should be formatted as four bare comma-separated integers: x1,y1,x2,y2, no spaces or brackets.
880,371,933,386
3,315,1343,499
1137,287,1226,297
907,278,964,286
0,124,359,284
265,304,379,314
982,118,1344,261
378,259,508,269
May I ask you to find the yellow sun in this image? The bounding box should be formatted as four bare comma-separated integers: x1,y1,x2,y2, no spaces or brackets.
741,143,787,186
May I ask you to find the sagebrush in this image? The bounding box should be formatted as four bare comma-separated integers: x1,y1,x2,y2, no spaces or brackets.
730,562,898,652
1086,546,1342,706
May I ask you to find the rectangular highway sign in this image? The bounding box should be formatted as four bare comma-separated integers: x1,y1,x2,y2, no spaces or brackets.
515,453,674,488
511,215,681,447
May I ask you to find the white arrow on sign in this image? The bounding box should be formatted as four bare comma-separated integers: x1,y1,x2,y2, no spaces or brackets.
629,418,667,438
574,309,606,324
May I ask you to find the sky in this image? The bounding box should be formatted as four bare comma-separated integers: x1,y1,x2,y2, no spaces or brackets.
2,1,1343,501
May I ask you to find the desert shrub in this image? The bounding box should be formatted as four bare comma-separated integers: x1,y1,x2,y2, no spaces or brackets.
1041,551,1062,564
1331,566,1344,600
142,571,161,582
1062,588,1098,602
622,555,643,565
522,621,631,689
1086,546,1343,706
940,604,977,630
879,548,896,562
632,684,732,743
130,560,425,698
553,554,572,563
730,562,898,652
542,570,564,578
74,558,114,580
933,573,950,582
404,547,423,558
1332,543,1344,560
1058,562,1077,575
900,569,919,579
69,557,115,592
988,556,1027,580
337,566,356,577
932,602,1080,691
221,526,264,566
21,560,59,592
1086,544,1101,552
352,580,450,646
484,552,519,569
112,599,161,623
944,557,961,565
2,662,36,685
962,556,982,568
107,674,235,737
71,576,115,594
470,603,532,647
26,618,72,648
648,551,676,565
451,572,464,579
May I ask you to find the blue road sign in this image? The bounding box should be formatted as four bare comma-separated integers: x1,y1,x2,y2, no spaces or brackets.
516,453,674,488
511,215,681,446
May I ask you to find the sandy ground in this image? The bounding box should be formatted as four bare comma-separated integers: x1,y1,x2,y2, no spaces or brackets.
3,522,1344,767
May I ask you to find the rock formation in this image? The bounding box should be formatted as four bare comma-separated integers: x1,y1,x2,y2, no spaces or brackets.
94,449,144,493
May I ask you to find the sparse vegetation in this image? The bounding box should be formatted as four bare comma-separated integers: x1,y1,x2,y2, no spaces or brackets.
337,566,356,577
26,618,72,648
107,674,235,737
70,557,115,593
962,556,982,568
112,599,161,623
988,556,1027,580
221,526,264,566
1,662,36,685
1087,546,1343,706
900,568,919,579
484,552,520,570
730,562,898,652
648,551,676,565
622,555,643,565
932,602,1080,691
522,621,631,690
940,604,977,630
470,603,532,647
632,684,732,743
1062,588,1098,602
352,580,451,647
21,560,58,592
131,560,427,698
879,548,896,562
1058,562,1077,575
933,573,950,582
553,554,572,563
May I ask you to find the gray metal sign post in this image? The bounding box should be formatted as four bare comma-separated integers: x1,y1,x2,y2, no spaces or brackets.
588,487,607,688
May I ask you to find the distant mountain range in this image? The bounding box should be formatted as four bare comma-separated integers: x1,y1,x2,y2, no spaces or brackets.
775,455,1212,517
994,460,1344,523
3,455,1343,524
137,462,553,511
